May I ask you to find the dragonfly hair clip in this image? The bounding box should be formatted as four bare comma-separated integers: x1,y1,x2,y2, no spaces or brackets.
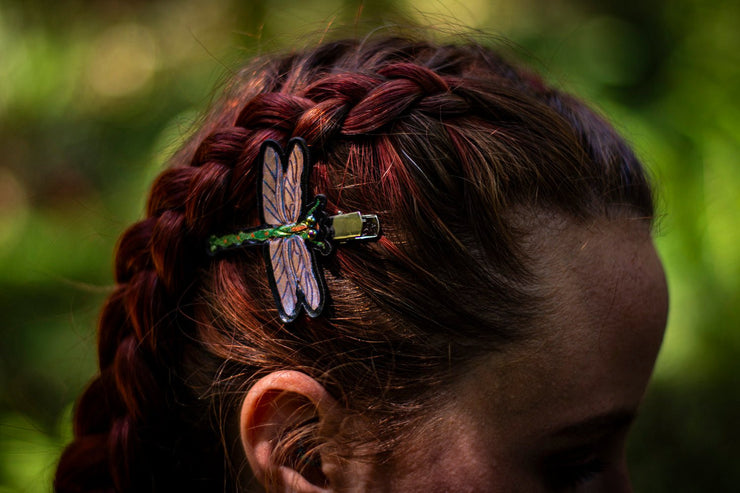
208,137,381,323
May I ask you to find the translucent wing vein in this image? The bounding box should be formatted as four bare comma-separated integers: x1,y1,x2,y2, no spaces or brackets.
262,145,286,226
269,238,297,319
283,142,305,223
288,236,322,312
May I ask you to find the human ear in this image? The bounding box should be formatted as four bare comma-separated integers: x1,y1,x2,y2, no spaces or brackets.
239,370,344,492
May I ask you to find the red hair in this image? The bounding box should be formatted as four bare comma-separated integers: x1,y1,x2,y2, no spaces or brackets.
56,35,653,491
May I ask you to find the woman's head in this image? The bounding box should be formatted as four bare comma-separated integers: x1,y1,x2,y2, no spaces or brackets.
56,35,666,492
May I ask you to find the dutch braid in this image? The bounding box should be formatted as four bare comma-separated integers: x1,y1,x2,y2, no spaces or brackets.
56,42,535,491
56,36,653,492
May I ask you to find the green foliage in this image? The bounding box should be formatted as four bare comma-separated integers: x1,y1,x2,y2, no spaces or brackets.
1,0,737,490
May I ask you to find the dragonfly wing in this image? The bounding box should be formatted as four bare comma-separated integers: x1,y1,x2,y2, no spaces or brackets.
262,143,286,226
283,140,306,224
287,236,323,314
262,139,323,322
269,238,298,320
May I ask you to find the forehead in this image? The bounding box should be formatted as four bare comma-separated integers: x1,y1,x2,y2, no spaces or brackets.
460,217,668,442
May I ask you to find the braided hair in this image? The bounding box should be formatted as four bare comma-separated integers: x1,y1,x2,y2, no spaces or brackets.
55,36,653,492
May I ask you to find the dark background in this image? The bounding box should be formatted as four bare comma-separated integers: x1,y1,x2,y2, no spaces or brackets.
1,0,738,490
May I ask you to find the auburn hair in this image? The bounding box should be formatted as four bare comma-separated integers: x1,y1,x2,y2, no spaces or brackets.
55,35,653,491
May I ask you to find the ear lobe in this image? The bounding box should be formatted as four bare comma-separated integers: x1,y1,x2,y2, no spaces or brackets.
239,370,341,492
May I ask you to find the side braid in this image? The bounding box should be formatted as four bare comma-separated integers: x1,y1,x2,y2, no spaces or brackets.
56,126,257,491
56,229,168,491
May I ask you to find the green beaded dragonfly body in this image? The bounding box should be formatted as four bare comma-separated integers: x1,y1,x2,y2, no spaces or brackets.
208,198,328,254
208,138,380,323
208,138,328,322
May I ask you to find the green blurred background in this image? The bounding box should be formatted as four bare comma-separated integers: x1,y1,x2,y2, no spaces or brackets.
0,0,738,491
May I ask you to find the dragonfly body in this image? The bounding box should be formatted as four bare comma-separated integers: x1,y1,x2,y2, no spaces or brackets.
207,137,380,322
208,198,327,254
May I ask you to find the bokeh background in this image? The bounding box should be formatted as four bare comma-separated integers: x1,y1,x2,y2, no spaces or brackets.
1,0,738,491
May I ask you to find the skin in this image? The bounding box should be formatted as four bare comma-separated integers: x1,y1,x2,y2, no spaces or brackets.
241,217,668,492
379,218,669,492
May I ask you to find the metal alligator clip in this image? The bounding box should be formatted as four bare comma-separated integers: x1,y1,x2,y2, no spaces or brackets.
330,212,381,241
